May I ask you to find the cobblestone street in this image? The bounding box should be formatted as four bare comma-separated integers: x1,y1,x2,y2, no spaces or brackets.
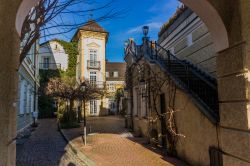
16,119,86,166
63,116,188,166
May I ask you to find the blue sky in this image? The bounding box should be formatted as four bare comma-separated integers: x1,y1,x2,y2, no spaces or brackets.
42,0,180,62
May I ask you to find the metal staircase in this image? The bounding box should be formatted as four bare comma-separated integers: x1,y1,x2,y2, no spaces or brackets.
144,41,219,123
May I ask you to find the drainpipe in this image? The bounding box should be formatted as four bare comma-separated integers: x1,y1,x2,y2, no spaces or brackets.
33,42,38,124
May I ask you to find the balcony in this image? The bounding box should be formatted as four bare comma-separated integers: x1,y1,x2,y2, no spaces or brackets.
39,63,61,70
89,81,105,89
87,60,101,70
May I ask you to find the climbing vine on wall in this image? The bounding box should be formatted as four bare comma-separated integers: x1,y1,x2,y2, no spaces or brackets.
127,61,185,156
38,69,61,118
57,40,78,77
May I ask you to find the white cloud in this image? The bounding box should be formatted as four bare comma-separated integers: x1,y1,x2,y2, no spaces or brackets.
147,0,182,23
148,0,181,13
127,22,162,34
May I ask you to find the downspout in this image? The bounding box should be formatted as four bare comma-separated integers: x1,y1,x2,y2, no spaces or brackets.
33,42,38,123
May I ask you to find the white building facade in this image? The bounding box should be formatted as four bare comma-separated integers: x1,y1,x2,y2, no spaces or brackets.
17,42,39,132
39,40,68,71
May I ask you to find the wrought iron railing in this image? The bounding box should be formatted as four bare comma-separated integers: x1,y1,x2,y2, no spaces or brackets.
39,63,61,70
89,81,105,89
127,39,219,122
148,41,219,121
87,60,101,70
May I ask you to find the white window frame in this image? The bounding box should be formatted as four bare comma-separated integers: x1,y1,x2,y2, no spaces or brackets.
43,57,50,69
89,49,98,67
113,71,118,77
106,72,109,78
90,72,97,85
90,100,97,115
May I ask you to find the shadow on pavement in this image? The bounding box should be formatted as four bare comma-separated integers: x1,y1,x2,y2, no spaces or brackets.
62,116,188,166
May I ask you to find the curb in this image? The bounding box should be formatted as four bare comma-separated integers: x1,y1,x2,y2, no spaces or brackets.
58,123,97,166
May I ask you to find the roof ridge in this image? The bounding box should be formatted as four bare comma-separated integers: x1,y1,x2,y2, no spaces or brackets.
79,19,108,33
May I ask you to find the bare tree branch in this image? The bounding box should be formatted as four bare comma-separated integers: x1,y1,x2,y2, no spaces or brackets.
20,0,127,65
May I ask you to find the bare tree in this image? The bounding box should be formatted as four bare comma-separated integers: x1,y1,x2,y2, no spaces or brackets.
20,0,126,64
45,76,105,123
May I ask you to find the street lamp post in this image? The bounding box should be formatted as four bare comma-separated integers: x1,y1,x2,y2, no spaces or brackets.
142,26,149,37
142,26,150,55
80,82,87,146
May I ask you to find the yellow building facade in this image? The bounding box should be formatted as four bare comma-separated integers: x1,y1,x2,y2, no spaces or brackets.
73,20,109,116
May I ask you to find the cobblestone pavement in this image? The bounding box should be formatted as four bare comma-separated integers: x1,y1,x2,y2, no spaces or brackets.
63,116,188,166
16,119,86,166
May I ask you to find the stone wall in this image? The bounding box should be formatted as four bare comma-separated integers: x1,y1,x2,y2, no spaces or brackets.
162,86,219,166
129,61,219,165
133,117,149,138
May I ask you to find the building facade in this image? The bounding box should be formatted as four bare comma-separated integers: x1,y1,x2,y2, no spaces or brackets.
124,6,221,166
158,6,216,78
17,42,39,132
106,61,126,114
39,40,68,71
74,20,109,116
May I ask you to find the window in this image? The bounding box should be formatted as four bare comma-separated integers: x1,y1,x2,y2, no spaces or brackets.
106,72,109,78
19,79,25,114
89,49,97,66
187,34,193,47
43,57,50,68
108,83,115,91
90,100,97,115
90,72,97,85
113,71,118,77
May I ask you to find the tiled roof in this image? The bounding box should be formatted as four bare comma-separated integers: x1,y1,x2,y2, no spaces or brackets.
79,20,108,33
106,62,126,81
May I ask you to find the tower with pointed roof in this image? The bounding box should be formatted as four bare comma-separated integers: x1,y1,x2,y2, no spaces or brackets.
73,20,109,116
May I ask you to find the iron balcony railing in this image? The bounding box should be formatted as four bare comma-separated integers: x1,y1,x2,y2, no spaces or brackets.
89,81,105,89
39,63,61,70
87,60,101,70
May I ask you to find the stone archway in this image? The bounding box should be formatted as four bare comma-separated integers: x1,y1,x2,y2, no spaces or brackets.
15,0,40,36
180,0,229,52
15,0,230,52
0,0,249,165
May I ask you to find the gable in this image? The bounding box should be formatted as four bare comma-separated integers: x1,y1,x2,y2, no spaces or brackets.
87,42,100,48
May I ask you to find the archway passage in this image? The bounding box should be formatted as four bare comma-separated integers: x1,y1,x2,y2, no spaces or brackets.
16,0,230,53
0,0,249,165
180,0,229,52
